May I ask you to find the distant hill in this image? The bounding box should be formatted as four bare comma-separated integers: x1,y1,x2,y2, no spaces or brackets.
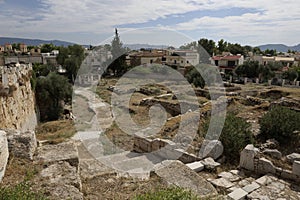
258,44,300,52
0,37,78,47
124,44,170,50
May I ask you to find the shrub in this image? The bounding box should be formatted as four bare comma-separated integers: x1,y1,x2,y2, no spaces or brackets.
260,106,300,143
203,113,254,163
133,187,199,200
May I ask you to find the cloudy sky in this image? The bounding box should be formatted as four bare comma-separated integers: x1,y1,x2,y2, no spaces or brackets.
0,0,299,47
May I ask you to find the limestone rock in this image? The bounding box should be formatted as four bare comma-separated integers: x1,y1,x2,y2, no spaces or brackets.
292,160,300,176
154,160,217,197
186,161,204,172
36,161,83,200
79,159,115,179
199,139,224,160
201,157,220,170
228,188,248,200
210,178,235,189
262,149,282,159
36,141,79,168
239,144,259,171
218,172,240,182
6,129,37,160
242,182,260,193
286,153,300,163
257,158,276,174
0,130,9,182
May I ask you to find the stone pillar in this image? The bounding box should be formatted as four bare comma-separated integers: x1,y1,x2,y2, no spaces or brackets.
256,78,259,84
244,77,248,84
282,79,285,86
0,131,9,182
268,79,272,86
229,76,233,83
239,144,259,171
98,74,101,81
296,81,299,87
292,160,300,176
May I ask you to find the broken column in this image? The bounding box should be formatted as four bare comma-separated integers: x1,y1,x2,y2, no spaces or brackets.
0,130,9,182
239,144,259,171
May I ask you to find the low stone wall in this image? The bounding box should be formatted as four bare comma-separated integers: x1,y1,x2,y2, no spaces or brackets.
133,136,200,163
0,130,9,182
140,98,198,116
240,144,300,182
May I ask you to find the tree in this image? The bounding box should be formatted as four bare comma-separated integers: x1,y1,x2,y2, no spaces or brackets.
107,28,127,76
235,61,260,78
41,43,56,53
217,39,228,54
35,73,72,121
282,69,298,81
198,38,216,56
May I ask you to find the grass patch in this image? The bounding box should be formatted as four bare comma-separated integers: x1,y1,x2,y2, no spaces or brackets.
35,120,76,144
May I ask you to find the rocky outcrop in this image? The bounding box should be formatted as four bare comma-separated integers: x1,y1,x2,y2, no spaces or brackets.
154,160,218,198
198,139,224,160
0,64,37,131
0,130,8,182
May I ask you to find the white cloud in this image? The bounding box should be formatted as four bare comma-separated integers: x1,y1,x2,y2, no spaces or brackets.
0,0,299,45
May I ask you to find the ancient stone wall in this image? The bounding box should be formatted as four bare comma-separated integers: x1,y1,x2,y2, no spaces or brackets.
0,64,37,131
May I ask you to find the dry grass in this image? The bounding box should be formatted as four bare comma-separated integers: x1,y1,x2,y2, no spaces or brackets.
82,174,167,200
35,120,76,144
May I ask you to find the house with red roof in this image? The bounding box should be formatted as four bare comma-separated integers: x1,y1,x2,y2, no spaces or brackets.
211,53,244,73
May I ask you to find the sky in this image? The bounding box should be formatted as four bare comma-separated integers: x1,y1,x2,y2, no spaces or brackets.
0,0,299,47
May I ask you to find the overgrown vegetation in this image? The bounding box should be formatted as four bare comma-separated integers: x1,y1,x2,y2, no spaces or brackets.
260,106,300,144
133,187,200,200
35,73,72,121
0,181,47,200
203,113,254,163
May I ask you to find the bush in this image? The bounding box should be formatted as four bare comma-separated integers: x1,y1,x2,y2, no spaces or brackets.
203,113,254,163
260,106,300,143
133,187,199,200
0,181,47,200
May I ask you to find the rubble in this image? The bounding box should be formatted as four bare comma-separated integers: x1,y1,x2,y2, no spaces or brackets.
0,130,8,182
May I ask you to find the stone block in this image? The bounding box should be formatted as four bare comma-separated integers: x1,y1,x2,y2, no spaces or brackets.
257,158,276,174
186,161,204,172
292,160,300,176
239,144,259,171
36,141,79,168
286,153,300,164
0,130,9,182
6,129,37,160
242,181,260,193
228,188,248,200
262,149,282,159
218,171,240,182
155,160,217,197
201,157,220,170
198,139,224,160
210,178,235,189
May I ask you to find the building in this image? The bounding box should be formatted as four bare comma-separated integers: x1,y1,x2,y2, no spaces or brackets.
252,55,296,67
4,44,12,52
165,50,199,67
211,53,244,72
0,46,4,53
19,43,28,53
128,49,167,66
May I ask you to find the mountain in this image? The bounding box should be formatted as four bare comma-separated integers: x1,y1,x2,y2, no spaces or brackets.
0,37,77,47
124,44,170,50
258,44,300,52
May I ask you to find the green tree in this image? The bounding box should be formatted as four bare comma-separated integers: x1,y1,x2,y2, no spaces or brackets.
282,69,298,81
107,28,127,76
235,61,260,78
198,38,216,56
41,43,56,53
35,73,72,121
185,64,219,88
217,39,228,54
